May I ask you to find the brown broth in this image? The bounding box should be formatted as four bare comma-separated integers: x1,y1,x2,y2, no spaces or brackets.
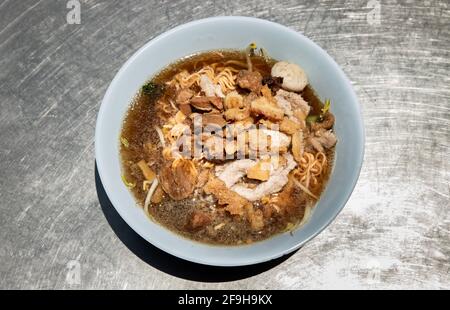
120,50,335,245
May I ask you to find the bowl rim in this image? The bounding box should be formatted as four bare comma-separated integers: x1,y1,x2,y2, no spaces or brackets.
95,16,365,266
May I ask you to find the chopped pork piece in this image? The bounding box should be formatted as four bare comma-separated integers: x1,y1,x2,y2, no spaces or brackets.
307,137,324,152
225,117,254,138
224,91,244,109
223,91,250,121
308,137,323,153
224,107,250,121
280,117,301,135
190,96,224,111
250,97,284,121
260,85,277,105
309,129,337,152
316,129,337,148
237,70,262,93
275,89,310,117
275,94,293,117
246,159,271,181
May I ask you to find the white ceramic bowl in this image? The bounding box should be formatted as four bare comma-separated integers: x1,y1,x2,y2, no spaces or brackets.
95,16,364,266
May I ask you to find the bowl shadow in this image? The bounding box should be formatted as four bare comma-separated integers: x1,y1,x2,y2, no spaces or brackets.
95,163,297,282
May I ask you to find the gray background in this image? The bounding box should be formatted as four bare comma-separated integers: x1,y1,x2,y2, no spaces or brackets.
1,0,449,289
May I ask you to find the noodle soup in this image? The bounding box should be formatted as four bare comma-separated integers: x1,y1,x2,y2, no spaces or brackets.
120,47,336,245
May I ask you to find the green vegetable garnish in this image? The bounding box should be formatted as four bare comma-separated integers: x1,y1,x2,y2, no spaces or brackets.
142,82,164,98
306,115,319,123
321,99,331,117
120,137,129,148
121,175,136,188
307,99,331,124
246,42,258,56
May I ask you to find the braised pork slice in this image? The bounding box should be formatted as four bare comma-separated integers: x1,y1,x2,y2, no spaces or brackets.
176,88,194,105
179,103,192,116
159,158,198,200
190,96,224,111
202,112,227,127
208,97,224,110
190,96,213,111
231,154,297,201
216,159,256,187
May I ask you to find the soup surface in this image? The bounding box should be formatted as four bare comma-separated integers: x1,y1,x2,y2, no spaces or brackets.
120,49,336,245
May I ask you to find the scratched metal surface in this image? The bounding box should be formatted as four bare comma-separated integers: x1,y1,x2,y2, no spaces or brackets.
0,0,449,289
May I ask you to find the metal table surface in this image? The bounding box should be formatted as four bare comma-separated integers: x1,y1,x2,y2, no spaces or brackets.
0,0,449,289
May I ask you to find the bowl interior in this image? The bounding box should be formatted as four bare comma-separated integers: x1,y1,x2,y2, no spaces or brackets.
95,16,364,266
